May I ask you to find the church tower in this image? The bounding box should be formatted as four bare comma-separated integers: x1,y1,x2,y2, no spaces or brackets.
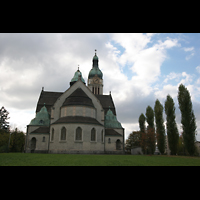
88,50,103,95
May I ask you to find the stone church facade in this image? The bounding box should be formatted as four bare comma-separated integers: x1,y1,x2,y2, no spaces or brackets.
25,51,124,154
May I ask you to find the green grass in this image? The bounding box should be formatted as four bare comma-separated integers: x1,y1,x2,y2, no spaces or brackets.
1,153,200,166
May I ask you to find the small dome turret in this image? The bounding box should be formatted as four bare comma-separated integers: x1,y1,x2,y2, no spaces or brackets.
29,104,50,126
70,67,86,86
104,108,122,128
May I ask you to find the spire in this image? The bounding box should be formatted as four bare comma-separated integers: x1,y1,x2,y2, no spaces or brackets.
88,50,103,79
92,49,99,68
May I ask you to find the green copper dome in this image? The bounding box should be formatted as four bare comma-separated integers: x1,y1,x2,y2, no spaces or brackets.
104,108,122,129
29,104,50,126
93,54,98,60
88,51,103,79
88,67,103,79
70,68,85,84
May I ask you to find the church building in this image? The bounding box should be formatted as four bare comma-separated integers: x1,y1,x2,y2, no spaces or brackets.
25,51,124,154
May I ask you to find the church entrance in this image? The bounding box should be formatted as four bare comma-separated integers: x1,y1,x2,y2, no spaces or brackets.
30,137,36,153
116,139,121,150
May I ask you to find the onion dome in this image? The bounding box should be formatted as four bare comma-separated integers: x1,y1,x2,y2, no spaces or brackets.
62,88,94,108
104,108,122,128
70,67,86,86
88,50,103,79
29,104,50,126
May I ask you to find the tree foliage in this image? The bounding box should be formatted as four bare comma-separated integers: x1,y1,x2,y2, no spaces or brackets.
178,84,197,156
10,128,25,152
146,106,155,154
154,99,165,154
0,106,10,132
146,106,154,128
139,113,146,133
125,131,141,152
139,113,146,154
165,95,179,155
0,128,25,153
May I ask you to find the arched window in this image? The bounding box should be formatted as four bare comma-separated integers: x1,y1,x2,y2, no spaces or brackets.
91,128,96,141
51,128,54,141
76,127,82,140
116,139,121,150
61,127,66,140
108,138,111,143
42,136,45,142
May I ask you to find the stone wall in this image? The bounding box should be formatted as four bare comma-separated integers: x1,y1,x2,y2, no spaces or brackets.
49,123,104,153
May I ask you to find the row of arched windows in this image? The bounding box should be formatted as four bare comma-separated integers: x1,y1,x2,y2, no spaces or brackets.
51,127,104,142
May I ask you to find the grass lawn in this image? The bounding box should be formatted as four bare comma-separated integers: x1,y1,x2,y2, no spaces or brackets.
1,153,200,166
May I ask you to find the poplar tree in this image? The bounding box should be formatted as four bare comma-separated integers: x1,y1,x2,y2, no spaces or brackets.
178,84,197,156
139,113,146,154
154,99,165,154
164,95,179,155
145,106,155,154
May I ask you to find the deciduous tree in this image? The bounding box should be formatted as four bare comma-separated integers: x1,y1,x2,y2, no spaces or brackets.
139,113,146,154
146,106,155,154
164,95,179,155
154,99,165,154
178,84,197,156
0,106,10,132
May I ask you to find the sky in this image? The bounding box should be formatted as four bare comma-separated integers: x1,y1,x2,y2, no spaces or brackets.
0,33,200,140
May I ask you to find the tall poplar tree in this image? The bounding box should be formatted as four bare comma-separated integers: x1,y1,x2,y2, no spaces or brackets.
139,113,146,154
164,95,179,155
178,84,197,156
154,99,165,154
145,106,155,154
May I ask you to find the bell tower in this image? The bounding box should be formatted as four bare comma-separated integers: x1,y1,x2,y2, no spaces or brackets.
88,50,103,95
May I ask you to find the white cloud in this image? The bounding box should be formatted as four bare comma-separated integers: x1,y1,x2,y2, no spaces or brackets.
163,72,182,83
183,47,194,52
196,66,200,74
1,33,199,138
182,46,195,60
154,84,178,100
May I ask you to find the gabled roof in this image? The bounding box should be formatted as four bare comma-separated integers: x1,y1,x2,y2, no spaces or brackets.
36,90,116,116
95,94,116,115
36,90,63,114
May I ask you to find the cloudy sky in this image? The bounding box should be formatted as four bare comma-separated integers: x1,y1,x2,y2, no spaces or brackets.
0,33,200,140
